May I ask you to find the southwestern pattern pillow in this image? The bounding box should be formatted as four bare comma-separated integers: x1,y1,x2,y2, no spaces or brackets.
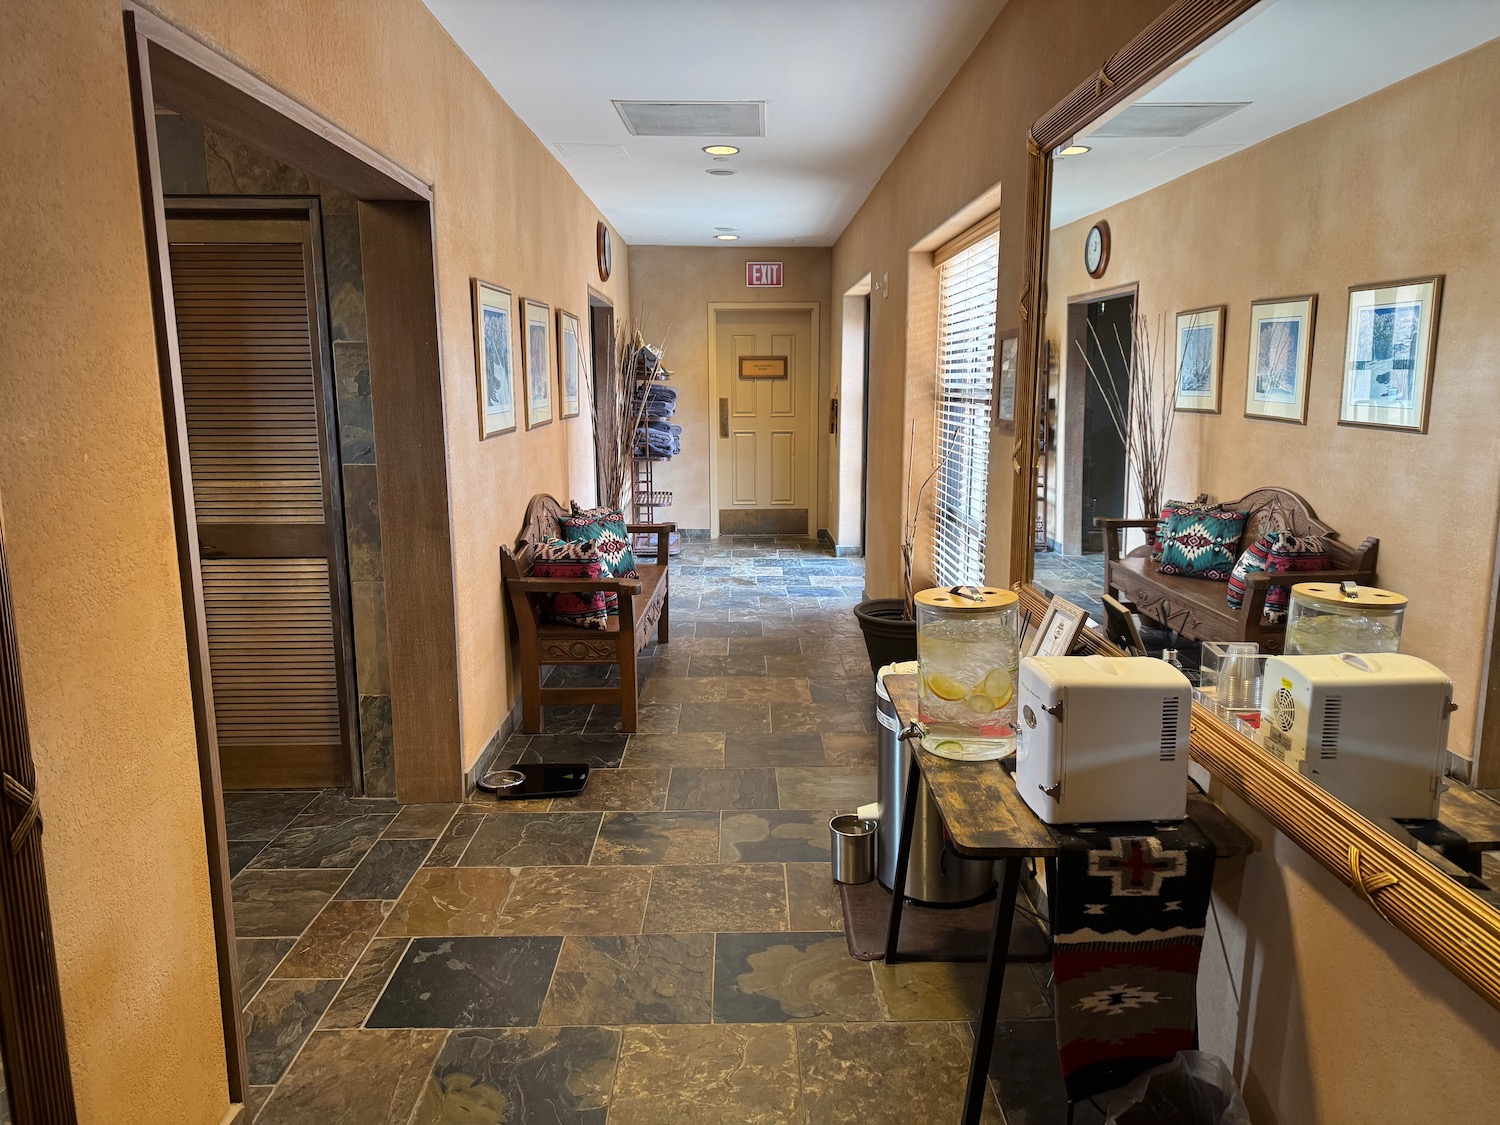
531,537,610,630
1226,531,1332,618
1155,505,1249,581
562,508,639,580
1151,500,1207,561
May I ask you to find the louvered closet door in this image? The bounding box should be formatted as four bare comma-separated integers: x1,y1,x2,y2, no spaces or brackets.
166,210,355,789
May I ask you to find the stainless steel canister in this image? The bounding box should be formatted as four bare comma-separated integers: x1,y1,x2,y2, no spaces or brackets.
829,814,876,884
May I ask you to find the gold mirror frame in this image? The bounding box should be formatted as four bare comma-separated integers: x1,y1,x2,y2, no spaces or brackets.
1009,0,1500,1011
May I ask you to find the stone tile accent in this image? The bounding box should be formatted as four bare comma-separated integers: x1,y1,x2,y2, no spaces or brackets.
540,934,713,1026
367,936,563,1029
411,1027,619,1124
712,932,880,1023
591,812,721,866
610,1025,799,1124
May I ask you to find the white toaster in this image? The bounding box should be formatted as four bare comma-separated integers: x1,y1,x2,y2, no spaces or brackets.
1260,653,1452,821
1015,656,1192,824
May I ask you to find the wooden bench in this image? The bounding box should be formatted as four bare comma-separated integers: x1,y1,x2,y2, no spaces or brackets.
501,494,674,733
1098,486,1379,652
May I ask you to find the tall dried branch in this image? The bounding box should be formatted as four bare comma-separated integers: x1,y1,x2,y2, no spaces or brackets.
584,319,669,510
1077,313,1176,520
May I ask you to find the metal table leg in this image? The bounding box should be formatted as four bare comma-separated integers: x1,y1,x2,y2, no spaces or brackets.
962,858,1022,1125
883,747,922,965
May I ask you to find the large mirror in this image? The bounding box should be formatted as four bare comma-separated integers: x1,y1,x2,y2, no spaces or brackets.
1018,0,1500,981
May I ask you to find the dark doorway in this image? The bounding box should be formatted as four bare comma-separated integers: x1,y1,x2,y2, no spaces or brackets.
1079,292,1135,553
588,295,615,504
859,294,872,553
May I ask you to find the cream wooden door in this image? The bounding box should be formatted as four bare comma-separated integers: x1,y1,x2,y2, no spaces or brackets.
714,308,815,536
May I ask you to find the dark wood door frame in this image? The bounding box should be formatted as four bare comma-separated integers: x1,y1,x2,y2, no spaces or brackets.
124,4,461,1110
0,508,78,1124
165,197,361,789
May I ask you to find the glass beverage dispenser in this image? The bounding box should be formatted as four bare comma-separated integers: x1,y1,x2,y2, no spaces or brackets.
916,586,1019,760
1284,581,1407,655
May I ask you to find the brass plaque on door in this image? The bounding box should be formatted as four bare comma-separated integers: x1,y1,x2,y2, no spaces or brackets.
738,355,788,379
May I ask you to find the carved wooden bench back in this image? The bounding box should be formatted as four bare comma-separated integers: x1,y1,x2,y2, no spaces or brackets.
1225,486,1359,569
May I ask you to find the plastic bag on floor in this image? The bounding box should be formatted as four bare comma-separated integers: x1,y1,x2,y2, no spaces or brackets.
1104,1052,1251,1125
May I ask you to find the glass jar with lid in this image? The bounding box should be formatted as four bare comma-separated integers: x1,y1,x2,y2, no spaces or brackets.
1284,581,1406,656
916,585,1019,758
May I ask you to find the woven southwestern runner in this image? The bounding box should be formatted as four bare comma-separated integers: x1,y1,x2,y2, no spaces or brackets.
1048,819,1216,1103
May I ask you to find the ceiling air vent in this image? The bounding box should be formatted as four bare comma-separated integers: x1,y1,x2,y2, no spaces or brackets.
1091,102,1249,139
613,100,765,138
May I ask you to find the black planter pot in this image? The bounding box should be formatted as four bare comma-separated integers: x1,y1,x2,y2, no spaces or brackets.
853,598,918,677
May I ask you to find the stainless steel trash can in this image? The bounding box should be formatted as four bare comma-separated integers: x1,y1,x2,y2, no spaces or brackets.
876,663,995,905
829,815,876,884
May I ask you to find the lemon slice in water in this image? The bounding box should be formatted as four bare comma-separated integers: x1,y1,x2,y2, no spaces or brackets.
965,693,998,713
925,672,969,701
981,668,1014,709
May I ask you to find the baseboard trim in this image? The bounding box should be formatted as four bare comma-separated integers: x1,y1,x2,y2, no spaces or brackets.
466,696,525,793
680,528,711,540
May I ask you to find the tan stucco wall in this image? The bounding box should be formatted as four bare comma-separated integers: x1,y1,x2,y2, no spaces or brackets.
830,0,1177,596
628,247,833,534
1045,39,1500,759
1200,783,1500,1124
2,0,629,1119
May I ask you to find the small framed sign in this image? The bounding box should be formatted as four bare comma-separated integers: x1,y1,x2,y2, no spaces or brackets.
739,355,788,379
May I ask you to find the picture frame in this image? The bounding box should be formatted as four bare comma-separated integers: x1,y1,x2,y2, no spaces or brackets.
1338,275,1443,433
1244,294,1317,424
520,297,553,430
556,307,582,420
471,279,517,438
994,329,1019,428
1102,594,1147,657
1173,305,1225,414
1024,594,1089,658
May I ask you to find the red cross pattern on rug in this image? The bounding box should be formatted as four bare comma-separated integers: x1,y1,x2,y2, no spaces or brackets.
1087,836,1186,897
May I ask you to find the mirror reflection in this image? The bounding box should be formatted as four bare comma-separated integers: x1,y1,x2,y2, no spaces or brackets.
1031,0,1500,895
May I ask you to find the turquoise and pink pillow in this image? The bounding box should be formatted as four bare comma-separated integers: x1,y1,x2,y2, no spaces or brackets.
1227,532,1332,616
531,537,610,630
563,505,638,580
1154,504,1249,581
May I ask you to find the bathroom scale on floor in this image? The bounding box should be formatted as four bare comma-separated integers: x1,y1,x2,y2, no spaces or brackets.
476,763,590,799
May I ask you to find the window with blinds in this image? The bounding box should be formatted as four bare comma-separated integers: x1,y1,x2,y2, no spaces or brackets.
932,227,999,588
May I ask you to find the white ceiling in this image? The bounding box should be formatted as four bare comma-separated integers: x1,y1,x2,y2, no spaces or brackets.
1051,0,1500,228
421,0,1008,246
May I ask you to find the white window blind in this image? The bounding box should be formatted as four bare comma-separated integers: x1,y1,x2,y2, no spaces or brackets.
932,230,999,588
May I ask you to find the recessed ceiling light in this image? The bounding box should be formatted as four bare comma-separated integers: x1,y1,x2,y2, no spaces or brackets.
703,145,740,156
1059,144,1091,156
714,226,738,232
705,168,737,176
715,234,739,241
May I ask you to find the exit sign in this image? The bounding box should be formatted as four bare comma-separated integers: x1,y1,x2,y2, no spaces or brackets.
745,261,783,287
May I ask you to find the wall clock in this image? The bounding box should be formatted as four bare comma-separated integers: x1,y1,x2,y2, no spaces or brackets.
1085,220,1110,279
596,221,612,283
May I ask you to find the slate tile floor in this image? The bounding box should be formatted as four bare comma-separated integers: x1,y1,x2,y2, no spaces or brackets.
233,537,1061,1123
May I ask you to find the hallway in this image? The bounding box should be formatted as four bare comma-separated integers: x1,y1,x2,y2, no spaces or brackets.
230,538,1033,1122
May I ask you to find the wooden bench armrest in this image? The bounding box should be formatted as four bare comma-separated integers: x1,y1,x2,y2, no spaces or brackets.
627,521,677,566
509,576,644,596
1243,568,1371,590
1095,517,1159,562
1237,568,1373,644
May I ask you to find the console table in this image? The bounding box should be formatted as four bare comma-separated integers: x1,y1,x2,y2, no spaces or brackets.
880,673,1254,1125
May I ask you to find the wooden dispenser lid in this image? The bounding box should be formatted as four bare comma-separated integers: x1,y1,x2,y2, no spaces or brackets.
914,586,1018,611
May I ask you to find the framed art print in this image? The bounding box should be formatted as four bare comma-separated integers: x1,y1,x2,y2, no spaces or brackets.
1245,294,1316,424
471,279,517,438
520,297,553,430
1024,595,1088,658
1339,276,1442,433
1174,305,1224,413
994,329,1019,428
556,308,582,420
